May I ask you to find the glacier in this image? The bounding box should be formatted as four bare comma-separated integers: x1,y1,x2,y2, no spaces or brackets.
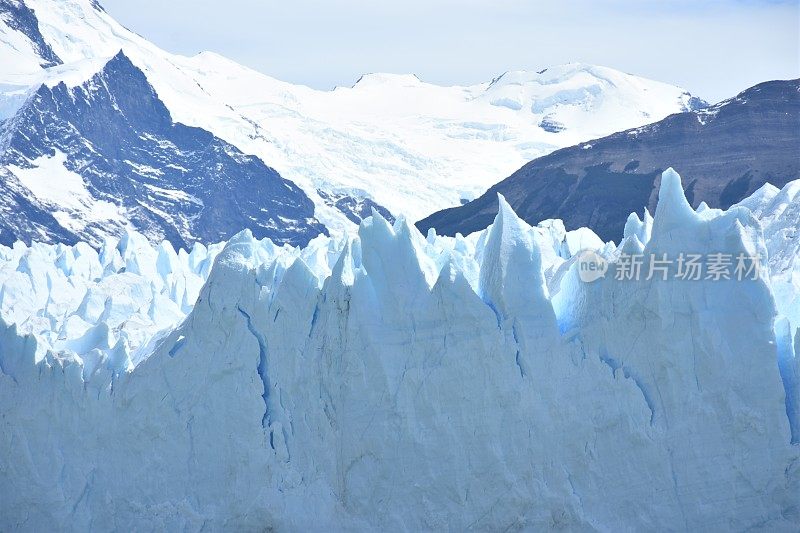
0,169,798,530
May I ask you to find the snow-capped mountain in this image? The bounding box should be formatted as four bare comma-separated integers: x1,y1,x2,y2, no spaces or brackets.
0,0,703,246
419,78,800,241
0,170,798,529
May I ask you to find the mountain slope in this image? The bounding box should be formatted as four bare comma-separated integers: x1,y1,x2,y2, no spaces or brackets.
418,79,800,241
0,51,327,248
0,0,61,69
0,0,704,241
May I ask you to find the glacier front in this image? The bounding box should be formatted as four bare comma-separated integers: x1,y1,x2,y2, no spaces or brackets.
0,170,798,530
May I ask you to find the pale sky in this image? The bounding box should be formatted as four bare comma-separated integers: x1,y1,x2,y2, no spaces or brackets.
101,0,799,102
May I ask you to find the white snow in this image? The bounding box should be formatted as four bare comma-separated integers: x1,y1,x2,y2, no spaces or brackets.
0,170,798,530
9,151,88,209
0,3,44,75
7,150,126,232
143,183,201,204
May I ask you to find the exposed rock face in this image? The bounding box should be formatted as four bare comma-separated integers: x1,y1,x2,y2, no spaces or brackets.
0,52,327,248
419,79,800,242
317,189,395,225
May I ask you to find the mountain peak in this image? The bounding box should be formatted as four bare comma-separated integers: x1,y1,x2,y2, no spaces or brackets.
351,72,423,88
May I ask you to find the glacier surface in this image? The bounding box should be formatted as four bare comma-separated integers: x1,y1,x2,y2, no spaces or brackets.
0,170,798,530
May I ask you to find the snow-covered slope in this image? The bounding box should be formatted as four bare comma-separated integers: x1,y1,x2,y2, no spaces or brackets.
0,0,60,73
0,170,797,529
0,0,704,241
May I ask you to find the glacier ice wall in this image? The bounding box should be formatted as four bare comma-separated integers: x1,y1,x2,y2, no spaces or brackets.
0,170,798,530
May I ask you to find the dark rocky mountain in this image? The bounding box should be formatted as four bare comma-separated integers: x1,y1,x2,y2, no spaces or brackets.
418,79,800,242
318,189,395,225
0,51,327,248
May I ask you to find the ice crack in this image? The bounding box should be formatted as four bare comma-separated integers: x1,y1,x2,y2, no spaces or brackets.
237,305,271,431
